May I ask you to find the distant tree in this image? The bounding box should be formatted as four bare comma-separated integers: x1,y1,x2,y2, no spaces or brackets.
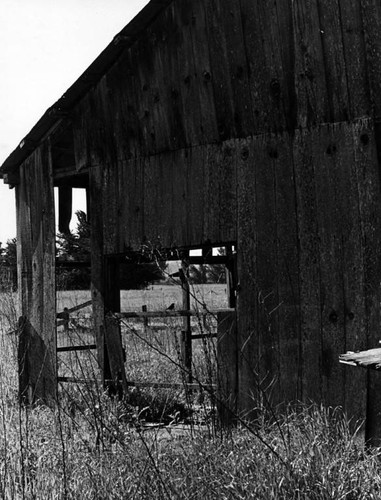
0,238,17,290
56,210,91,290
57,210,166,290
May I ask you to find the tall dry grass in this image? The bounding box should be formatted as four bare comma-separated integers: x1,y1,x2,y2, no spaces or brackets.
0,288,381,498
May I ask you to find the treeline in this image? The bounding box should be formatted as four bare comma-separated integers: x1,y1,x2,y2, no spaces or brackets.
0,238,17,291
1,211,226,291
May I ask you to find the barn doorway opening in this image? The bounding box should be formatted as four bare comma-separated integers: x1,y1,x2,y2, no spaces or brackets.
102,244,237,422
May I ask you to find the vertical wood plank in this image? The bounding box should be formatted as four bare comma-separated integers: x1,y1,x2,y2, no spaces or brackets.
132,36,160,155
16,144,56,404
180,262,192,383
292,0,329,127
203,0,237,141
186,145,205,245
360,0,381,119
316,0,349,121
236,137,260,417
171,149,188,246
186,0,218,142
174,0,207,145
293,128,322,403
58,186,72,235
204,141,237,245
274,133,301,403
252,134,280,407
313,124,345,408
106,50,142,160
119,157,144,249
211,0,254,138
89,166,106,382
339,0,371,118
104,314,127,394
338,122,367,427
102,161,120,255
203,144,222,244
352,118,381,444
217,311,237,425
239,0,295,132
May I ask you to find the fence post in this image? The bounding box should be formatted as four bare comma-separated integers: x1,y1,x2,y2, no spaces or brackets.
104,313,127,397
142,304,148,333
180,260,192,383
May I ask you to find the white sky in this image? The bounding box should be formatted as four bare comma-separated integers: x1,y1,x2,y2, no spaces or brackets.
0,0,150,245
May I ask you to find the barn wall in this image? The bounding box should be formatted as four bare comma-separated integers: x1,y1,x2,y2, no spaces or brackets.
12,0,381,418
71,0,381,165
16,143,56,404
237,118,381,423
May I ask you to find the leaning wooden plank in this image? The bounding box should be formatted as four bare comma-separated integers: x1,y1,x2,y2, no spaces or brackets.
341,347,381,361
340,348,381,365
56,300,92,317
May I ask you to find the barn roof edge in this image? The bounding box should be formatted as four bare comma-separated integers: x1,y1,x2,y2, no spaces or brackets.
0,0,174,177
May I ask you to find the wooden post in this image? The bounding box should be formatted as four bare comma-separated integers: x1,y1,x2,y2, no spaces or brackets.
180,260,192,383
103,255,124,394
58,186,72,234
16,143,56,405
217,311,237,425
104,313,127,396
226,245,237,308
142,304,148,332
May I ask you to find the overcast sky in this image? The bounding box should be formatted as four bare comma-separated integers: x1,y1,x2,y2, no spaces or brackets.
0,0,149,244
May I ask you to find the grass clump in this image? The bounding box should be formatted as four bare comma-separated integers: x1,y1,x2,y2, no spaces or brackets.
0,388,380,498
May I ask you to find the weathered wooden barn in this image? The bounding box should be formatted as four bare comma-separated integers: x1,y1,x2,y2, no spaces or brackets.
2,0,381,437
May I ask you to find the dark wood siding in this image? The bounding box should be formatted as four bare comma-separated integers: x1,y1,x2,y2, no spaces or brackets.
13,0,381,419
16,144,56,404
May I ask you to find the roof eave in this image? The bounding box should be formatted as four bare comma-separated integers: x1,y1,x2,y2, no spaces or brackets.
0,0,173,177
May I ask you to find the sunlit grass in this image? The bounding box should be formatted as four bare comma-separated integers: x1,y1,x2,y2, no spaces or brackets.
1,288,381,498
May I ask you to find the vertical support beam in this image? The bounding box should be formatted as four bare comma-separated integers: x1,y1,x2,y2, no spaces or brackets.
58,186,72,234
104,313,127,395
180,258,192,383
16,143,56,405
226,245,237,308
103,255,122,390
142,304,148,332
217,311,237,425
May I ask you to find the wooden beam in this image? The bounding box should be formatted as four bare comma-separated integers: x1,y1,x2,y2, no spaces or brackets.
3,171,20,187
217,311,237,426
58,186,72,234
180,262,192,383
